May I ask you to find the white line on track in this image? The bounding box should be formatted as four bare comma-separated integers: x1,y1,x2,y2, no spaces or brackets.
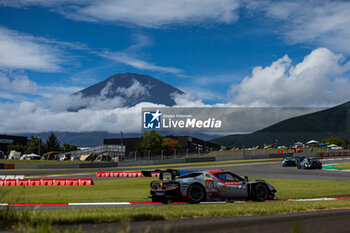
68,202,130,206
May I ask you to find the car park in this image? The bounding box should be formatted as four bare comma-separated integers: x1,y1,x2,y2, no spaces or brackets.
142,169,277,204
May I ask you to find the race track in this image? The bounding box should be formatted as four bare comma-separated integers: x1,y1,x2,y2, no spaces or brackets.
56,209,350,233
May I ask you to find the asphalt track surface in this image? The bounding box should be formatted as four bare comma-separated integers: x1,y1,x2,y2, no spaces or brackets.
55,209,350,233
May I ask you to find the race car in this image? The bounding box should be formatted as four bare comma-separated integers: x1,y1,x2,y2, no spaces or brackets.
297,157,322,169
142,169,277,204
282,157,297,167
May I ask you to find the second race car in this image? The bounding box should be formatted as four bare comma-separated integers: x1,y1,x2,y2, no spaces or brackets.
297,157,322,169
142,169,277,204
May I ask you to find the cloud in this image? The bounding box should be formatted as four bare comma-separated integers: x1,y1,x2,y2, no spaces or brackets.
1,0,241,28
97,33,183,74
0,27,65,72
100,51,183,74
246,0,350,55
229,48,350,107
177,86,226,103
114,79,150,99
0,70,37,94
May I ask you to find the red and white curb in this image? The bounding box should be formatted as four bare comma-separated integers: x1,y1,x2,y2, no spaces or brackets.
1,196,350,206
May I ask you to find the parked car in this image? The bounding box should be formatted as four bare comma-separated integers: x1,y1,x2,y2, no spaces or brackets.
142,169,277,204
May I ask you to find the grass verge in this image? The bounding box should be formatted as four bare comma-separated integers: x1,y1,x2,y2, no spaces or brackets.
1,200,350,228
0,178,349,203
332,162,350,170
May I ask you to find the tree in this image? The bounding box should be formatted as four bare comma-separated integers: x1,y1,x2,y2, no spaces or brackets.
7,144,26,155
135,130,163,156
162,138,180,155
25,136,45,155
321,137,349,148
45,132,60,152
61,143,78,153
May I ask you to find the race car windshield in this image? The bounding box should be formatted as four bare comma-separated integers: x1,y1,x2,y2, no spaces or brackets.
214,172,244,181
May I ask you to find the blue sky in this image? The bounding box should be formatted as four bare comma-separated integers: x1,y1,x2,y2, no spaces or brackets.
1,0,350,133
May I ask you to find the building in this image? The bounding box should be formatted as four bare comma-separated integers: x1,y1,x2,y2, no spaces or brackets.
0,134,28,155
104,135,220,158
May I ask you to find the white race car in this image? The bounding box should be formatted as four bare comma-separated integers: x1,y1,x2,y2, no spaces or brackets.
142,169,277,203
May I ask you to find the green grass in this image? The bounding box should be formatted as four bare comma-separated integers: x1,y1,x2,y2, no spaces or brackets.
332,162,350,170
2,200,350,228
1,177,350,230
1,178,349,203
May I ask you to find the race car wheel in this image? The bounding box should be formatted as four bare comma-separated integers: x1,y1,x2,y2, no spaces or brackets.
187,184,206,204
253,183,269,202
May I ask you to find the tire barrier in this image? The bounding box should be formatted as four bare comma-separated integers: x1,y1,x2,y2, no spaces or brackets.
0,178,94,186
96,171,160,178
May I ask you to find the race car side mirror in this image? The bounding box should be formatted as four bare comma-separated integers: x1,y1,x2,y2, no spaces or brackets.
244,176,249,181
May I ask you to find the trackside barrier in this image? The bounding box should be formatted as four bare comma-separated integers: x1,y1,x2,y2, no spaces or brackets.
29,179,41,186
0,163,15,169
96,171,148,178
114,172,121,177
0,175,25,180
66,179,79,186
17,179,29,186
53,179,66,186
0,178,94,186
320,152,350,157
42,179,53,186
79,178,94,185
5,179,16,186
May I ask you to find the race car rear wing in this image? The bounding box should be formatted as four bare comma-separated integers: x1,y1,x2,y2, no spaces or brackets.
142,169,180,180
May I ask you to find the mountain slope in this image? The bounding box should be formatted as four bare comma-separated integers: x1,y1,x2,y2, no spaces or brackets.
75,73,184,107
211,101,350,147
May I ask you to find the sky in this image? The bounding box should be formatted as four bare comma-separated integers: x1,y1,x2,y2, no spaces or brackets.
1,0,350,134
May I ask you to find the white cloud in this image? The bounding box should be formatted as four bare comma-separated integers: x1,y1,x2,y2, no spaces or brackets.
115,79,150,98
0,70,37,94
1,0,241,28
177,86,226,103
97,33,183,74
229,48,350,107
247,0,350,55
0,27,64,72
100,51,183,74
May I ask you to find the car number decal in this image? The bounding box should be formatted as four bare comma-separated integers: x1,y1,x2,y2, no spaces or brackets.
205,179,214,189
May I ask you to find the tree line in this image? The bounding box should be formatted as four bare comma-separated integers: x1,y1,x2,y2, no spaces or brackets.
7,132,78,155
321,137,349,148
135,130,180,156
